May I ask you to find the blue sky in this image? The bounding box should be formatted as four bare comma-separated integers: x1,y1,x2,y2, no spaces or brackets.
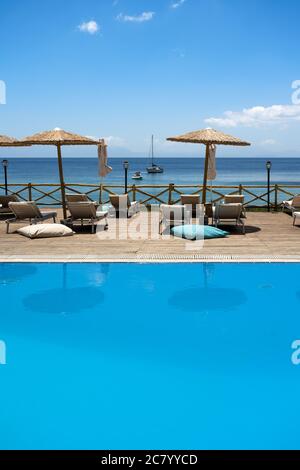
1,0,300,157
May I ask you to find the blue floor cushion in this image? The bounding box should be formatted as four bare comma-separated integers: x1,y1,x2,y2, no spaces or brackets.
171,225,229,240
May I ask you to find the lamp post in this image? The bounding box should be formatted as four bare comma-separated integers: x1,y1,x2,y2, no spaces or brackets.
266,161,272,212
123,160,129,194
2,159,8,195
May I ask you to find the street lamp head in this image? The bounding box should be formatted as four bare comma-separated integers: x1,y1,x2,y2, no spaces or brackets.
123,160,129,170
266,161,272,170
2,159,8,168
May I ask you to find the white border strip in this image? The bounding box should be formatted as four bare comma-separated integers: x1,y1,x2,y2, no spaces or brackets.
1,254,300,263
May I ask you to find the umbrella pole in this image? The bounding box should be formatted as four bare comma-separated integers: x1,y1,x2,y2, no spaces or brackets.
56,144,67,219
202,144,210,204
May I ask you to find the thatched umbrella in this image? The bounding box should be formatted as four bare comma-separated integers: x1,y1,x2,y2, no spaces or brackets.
167,128,250,204
0,134,24,146
21,128,100,219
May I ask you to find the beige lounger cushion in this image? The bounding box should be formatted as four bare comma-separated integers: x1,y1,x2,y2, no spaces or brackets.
17,224,74,239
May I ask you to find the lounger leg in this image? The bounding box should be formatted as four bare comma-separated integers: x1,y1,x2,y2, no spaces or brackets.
239,219,245,234
6,222,9,234
53,216,56,223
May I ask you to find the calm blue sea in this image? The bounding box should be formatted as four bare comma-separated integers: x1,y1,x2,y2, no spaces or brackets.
3,157,300,186
1,262,300,450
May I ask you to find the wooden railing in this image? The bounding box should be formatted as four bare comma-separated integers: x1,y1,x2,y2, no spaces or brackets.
0,182,299,209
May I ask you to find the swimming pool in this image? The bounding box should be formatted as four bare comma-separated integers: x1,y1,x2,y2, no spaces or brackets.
0,262,299,450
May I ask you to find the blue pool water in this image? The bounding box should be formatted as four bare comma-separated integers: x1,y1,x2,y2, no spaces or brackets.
0,262,300,450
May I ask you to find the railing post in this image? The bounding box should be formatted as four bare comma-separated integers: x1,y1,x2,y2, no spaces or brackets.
132,184,136,202
168,183,174,205
239,184,242,195
28,182,32,201
275,184,278,211
99,183,102,204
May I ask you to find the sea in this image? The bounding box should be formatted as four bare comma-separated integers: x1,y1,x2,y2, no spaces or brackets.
2,157,300,205
4,157,300,186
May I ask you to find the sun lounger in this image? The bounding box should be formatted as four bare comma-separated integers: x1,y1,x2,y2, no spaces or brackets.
66,193,98,204
66,193,99,215
212,203,245,234
159,204,191,234
0,195,19,216
282,196,300,213
224,194,244,204
224,194,246,217
6,201,57,233
180,194,203,218
109,195,140,218
293,212,300,226
66,201,108,233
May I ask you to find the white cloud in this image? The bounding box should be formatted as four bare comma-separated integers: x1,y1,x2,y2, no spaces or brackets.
171,0,186,9
261,139,276,145
78,20,99,35
205,104,300,128
104,136,126,147
117,12,155,23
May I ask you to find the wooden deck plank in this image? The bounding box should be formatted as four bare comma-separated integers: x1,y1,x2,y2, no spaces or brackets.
0,210,299,261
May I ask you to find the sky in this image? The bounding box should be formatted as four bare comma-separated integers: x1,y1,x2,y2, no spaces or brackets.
1,0,300,158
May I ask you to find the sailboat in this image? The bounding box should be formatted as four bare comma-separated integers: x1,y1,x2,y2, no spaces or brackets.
146,135,164,174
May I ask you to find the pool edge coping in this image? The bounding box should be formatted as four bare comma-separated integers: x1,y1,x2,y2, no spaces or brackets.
1,255,300,263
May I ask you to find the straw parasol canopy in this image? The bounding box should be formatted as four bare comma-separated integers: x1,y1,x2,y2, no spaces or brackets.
167,128,250,146
167,128,250,203
0,134,26,147
21,128,100,146
21,128,100,218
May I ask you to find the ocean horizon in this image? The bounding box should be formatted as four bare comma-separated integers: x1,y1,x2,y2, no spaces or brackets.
3,157,300,187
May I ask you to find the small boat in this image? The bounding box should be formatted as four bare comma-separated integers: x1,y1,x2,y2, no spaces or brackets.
146,135,164,174
132,171,143,180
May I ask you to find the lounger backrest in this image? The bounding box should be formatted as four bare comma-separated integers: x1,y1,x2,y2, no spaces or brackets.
66,194,89,203
181,194,201,206
181,195,204,217
214,203,242,219
161,204,190,222
292,196,300,207
0,195,19,208
67,201,97,219
8,201,41,219
224,194,245,204
110,194,130,209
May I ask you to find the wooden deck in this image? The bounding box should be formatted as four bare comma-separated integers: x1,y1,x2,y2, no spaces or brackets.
0,209,300,262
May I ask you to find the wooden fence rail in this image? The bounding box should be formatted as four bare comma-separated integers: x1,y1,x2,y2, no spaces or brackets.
0,183,299,209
